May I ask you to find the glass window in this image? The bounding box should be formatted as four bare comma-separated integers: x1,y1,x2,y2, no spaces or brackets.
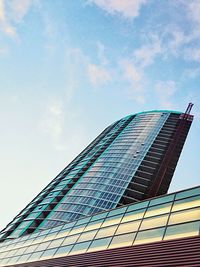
5,256,20,265
61,234,80,246
84,220,103,232
56,228,72,239
172,196,200,212
108,206,127,216
42,233,57,242
5,249,17,257
28,251,44,261
87,237,112,252
144,203,172,218
109,232,136,249
75,217,91,226
35,241,51,251
0,258,10,265
140,215,168,230
78,230,98,243
175,187,200,200
121,209,145,223
69,241,91,255
24,244,38,254
101,214,123,227
69,225,85,235
95,225,118,239
53,245,73,258
40,248,57,259
116,220,140,235
48,238,65,249
150,194,174,206
164,221,200,240
17,253,31,263
134,227,165,245
90,212,108,222
168,207,200,225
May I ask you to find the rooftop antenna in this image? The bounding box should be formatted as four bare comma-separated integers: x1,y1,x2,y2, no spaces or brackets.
185,102,194,115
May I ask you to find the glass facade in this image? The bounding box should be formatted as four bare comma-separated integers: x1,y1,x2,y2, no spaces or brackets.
0,110,193,241
0,186,199,266
40,112,169,229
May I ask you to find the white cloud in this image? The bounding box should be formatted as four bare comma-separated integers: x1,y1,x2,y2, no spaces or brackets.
40,97,88,153
133,35,162,68
155,81,177,109
0,0,17,38
184,67,200,79
8,0,34,22
89,0,146,19
185,0,200,25
120,60,145,104
0,0,35,38
88,63,111,86
184,47,200,63
41,99,64,142
118,35,162,104
121,60,141,82
0,46,8,55
97,41,108,65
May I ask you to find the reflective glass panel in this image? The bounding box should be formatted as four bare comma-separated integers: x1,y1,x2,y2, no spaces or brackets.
69,241,91,255
140,215,168,230
61,234,80,246
40,248,57,259
168,208,200,225
95,225,118,239
164,221,200,240
69,225,85,235
53,245,73,258
28,251,44,261
134,227,165,244
87,237,112,252
84,220,103,232
101,214,123,227
48,238,64,249
172,196,200,212
144,203,172,218
36,241,51,251
175,187,200,200
150,194,174,206
109,233,136,249
116,220,140,235
78,230,97,242
121,209,145,223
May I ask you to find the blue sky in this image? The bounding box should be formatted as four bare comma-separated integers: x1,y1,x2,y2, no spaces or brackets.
0,0,200,230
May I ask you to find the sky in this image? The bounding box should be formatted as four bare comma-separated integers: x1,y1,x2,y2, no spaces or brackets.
0,0,200,231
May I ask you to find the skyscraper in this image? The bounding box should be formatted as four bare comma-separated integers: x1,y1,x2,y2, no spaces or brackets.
0,108,193,242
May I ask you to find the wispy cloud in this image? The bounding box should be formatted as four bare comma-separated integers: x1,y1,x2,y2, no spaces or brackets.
88,63,111,86
155,80,177,109
8,0,34,22
133,34,162,68
0,46,8,55
120,60,145,104
184,47,200,63
97,41,108,65
184,0,200,25
184,67,200,79
89,0,146,19
0,0,16,38
40,97,87,154
41,99,64,144
117,34,162,104
121,60,141,83
0,0,35,39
